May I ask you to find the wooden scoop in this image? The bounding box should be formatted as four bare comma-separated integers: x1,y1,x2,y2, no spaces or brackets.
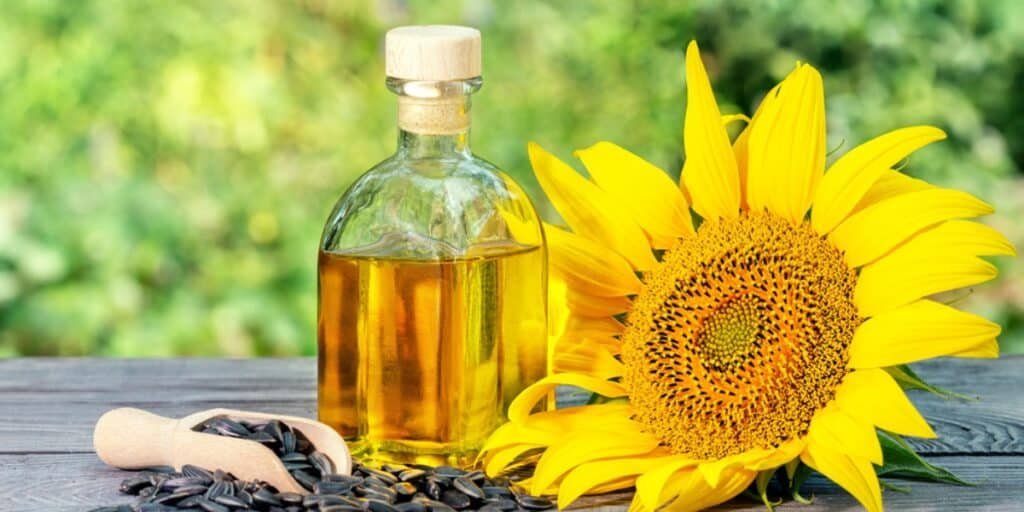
94,407,351,494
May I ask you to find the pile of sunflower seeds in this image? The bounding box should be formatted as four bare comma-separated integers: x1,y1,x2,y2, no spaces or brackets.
90,417,554,511
90,462,553,512
193,417,334,491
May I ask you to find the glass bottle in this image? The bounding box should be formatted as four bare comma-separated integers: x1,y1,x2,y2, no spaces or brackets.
317,26,548,467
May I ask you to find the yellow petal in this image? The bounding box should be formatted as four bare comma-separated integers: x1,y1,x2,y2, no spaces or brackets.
576,142,694,247
633,456,698,510
836,368,936,438
531,143,657,270
721,114,750,127
507,374,627,424
849,299,1002,368
554,332,621,357
520,403,635,435
557,456,667,510
532,429,660,495
809,407,883,465
481,420,553,454
953,338,1000,358
553,343,625,379
852,168,934,212
891,219,1016,258
801,441,882,512
680,41,740,220
855,254,998,317
546,224,643,297
565,289,633,317
484,443,542,477
812,126,946,234
646,466,756,512
563,314,624,338
733,125,751,211
830,188,994,267
745,439,807,471
746,64,826,222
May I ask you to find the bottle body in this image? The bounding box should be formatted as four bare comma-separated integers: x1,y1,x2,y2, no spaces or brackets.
317,124,548,466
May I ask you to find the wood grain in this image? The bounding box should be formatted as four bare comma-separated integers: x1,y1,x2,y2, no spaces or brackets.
0,357,1020,510
0,453,1019,511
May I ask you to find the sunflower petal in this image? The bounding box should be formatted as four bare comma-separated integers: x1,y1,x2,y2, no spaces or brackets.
559,315,625,353
855,254,998,317
633,456,699,510
557,456,667,510
484,443,542,477
565,288,633,318
553,342,625,379
531,143,657,270
889,219,1016,258
836,368,936,438
733,125,751,210
953,339,1000,358
648,466,756,512
680,41,740,220
520,403,635,434
812,126,946,234
545,224,643,297
852,169,934,212
576,142,694,247
480,418,561,457
809,407,883,464
508,374,627,424
532,428,660,495
801,441,882,512
849,299,1002,368
830,188,994,267
746,64,826,222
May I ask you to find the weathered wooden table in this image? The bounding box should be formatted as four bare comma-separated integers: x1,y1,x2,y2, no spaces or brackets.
0,358,1021,511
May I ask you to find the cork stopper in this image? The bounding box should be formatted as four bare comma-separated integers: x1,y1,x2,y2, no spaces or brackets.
386,25,481,81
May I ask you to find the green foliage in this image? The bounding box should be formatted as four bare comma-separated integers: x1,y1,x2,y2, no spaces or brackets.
0,0,1021,356
886,364,975,400
877,431,971,486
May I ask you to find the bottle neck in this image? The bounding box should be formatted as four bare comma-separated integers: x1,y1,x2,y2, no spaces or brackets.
398,127,470,158
388,77,481,159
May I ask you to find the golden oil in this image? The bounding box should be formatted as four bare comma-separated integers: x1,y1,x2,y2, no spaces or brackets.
317,243,547,466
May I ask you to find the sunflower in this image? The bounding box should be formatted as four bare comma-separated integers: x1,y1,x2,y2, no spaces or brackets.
480,41,1015,512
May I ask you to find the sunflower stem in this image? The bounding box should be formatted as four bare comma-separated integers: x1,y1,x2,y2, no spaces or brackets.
755,469,782,510
789,463,815,505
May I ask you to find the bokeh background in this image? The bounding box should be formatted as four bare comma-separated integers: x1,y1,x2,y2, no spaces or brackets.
1,0,1021,357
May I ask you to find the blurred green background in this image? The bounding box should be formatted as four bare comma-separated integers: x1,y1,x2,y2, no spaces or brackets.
1,0,1021,357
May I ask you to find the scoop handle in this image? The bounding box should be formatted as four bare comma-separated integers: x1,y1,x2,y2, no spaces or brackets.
94,407,178,469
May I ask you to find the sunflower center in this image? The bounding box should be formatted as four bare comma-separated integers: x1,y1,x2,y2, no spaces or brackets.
621,212,860,460
697,295,763,370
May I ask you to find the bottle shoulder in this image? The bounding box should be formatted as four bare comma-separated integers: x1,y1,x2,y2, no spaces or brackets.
321,153,543,259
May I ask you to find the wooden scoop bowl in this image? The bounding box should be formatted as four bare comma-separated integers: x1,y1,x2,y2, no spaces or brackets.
94,407,351,494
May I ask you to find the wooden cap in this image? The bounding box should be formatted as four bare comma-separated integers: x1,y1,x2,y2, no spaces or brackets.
386,25,481,81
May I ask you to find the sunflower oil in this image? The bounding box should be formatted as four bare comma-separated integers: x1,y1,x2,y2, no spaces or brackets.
316,25,548,466
317,244,545,466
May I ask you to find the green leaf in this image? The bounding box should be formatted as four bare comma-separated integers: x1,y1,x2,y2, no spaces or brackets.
876,431,971,486
885,365,975,401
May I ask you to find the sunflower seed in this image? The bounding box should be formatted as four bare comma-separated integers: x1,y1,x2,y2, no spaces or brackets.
516,494,555,510
441,489,472,510
399,469,427,482
197,500,230,512
310,451,334,475
452,477,484,499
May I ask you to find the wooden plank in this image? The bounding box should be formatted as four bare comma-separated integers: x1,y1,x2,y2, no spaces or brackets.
0,357,1020,455
0,452,1020,511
